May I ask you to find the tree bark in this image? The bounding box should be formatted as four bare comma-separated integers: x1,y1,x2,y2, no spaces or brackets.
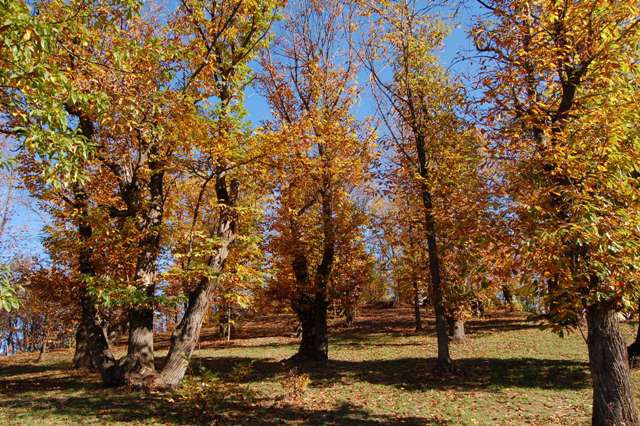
292,292,328,362
502,285,514,311
289,157,334,363
73,293,115,375
423,190,451,372
451,319,465,342
158,277,217,387
587,301,639,426
122,304,155,377
110,145,165,385
290,248,330,362
69,114,116,376
154,174,237,388
75,208,116,376
76,207,117,379
412,123,452,372
73,323,93,369
413,278,422,331
74,189,115,378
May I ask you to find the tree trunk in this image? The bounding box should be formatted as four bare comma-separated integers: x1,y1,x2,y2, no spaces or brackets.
154,174,237,388
413,279,422,331
112,145,165,385
73,323,93,369
502,285,514,311
69,115,116,376
157,277,214,387
111,304,155,386
344,304,355,327
77,292,116,376
414,128,452,373
36,337,47,363
294,294,328,362
424,208,451,372
73,188,117,376
451,319,465,342
290,248,330,362
586,301,638,426
289,159,334,363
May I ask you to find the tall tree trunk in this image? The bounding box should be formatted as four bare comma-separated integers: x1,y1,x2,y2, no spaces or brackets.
111,146,165,385
155,174,237,388
73,189,116,376
423,196,451,371
108,266,159,385
290,247,329,361
414,127,452,372
75,235,116,376
290,161,334,363
586,301,638,426
115,303,155,383
76,214,116,377
413,278,422,331
157,282,212,386
69,115,116,376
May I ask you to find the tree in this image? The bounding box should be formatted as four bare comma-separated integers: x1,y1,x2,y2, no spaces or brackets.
152,0,282,388
473,0,640,423
260,0,374,361
12,0,281,388
4,0,140,379
365,0,492,369
328,202,373,327
0,0,123,179
379,192,429,331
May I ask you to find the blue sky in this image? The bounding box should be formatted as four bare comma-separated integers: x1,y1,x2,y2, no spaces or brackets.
5,0,482,261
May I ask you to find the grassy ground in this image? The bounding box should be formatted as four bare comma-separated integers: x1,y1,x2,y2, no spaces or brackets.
0,307,639,425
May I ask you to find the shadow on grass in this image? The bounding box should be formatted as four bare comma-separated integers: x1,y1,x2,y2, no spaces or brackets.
201,398,443,425
0,361,441,425
0,372,104,394
0,360,69,377
465,318,541,334
327,317,541,342
196,355,590,392
0,393,443,425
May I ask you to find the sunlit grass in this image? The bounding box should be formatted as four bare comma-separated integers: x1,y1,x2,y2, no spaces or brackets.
1,308,638,425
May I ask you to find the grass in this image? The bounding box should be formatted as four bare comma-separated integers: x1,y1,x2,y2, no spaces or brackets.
0,307,639,425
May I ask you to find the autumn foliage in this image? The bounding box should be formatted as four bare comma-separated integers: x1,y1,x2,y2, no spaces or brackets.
1,0,639,423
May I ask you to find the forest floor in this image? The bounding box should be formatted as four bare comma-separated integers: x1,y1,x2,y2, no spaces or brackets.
0,307,639,425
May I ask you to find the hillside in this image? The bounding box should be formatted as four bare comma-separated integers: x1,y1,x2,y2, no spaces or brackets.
0,307,639,425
